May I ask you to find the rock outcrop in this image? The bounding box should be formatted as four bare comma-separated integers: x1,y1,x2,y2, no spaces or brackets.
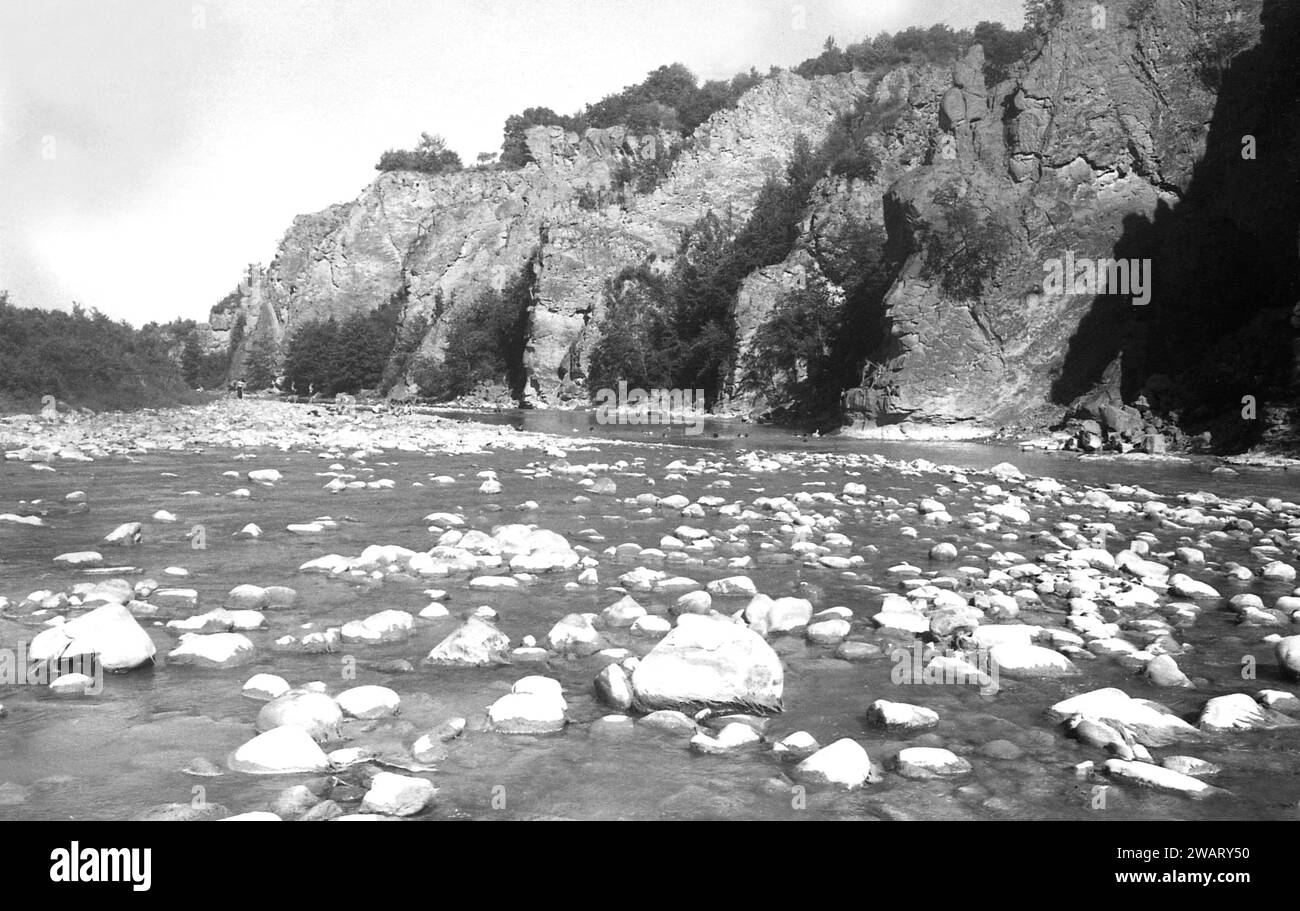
217,71,884,401
214,0,1300,449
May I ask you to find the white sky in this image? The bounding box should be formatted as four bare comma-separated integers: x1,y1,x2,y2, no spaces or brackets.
0,0,1024,325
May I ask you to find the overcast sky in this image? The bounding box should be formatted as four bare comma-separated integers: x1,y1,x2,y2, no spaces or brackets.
0,0,1024,325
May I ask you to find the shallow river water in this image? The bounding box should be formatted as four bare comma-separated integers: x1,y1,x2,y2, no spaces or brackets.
2,407,1299,820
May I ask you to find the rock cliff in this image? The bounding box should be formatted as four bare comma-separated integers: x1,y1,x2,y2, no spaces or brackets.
212,0,1299,451
217,71,883,400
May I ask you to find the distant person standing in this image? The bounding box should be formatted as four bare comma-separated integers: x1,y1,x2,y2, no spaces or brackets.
235,380,245,399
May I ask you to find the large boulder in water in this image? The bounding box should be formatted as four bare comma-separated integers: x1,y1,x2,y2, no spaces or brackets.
256,689,344,741
229,726,330,775
28,602,156,671
630,614,783,714
422,617,510,666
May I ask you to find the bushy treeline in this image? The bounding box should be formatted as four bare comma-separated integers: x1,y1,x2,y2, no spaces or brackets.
499,64,764,169
740,217,899,427
794,21,1037,85
586,102,891,407
375,132,464,174
498,16,1037,171
281,298,403,396
412,257,536,399
179,322,231,389
0,293,207,411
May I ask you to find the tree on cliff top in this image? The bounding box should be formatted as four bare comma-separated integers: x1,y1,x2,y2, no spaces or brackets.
375,133,464,174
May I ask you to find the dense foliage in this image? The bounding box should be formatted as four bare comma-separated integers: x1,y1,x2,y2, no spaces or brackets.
587,120,879,405
1190,5,1253,89
0,293,204,411
919,194,1015,301
375,133,464,174
413,257,536,400
180,324,229,389
282,299,402,396
739,218,898,426
500,107,590,168
793,22,1036,85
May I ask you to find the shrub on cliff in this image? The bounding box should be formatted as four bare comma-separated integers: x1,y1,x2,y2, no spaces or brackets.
793,23,1030,78
375,133,463,174
740,217,898,426
1024,0,1068,36
1190,13,1253,89
500,65,762,171
920,196,1015,301
500,108,589,168
415,257,535,400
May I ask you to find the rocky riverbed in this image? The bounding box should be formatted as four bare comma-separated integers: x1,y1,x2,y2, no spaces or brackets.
1,400,1299,820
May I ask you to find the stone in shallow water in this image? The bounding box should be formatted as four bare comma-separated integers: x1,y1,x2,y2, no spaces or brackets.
423,616,510,666
834,641,881,661
867,699,939,731
182,757,225,778
893,747,971,779
594,663,634,711
1102,759,1225,799
705,575,757,597
988,643,1077,679
1144,654,1193,688
242,673,290,701
336,685,401,719
229,726,330,774
28,602,156,671
631,615,783,714
133,802,230,821
978,739,1024,761
771,730,819,759
1276,636,1300,680
1046,687,1201,747
256,690,343,741
630,615,672,638
360,772,436,817
341,609,413,644
1161,755,1221,778
226,584,269,610
601,594,647,627
546,613,605,656
271,784,321,820
488,691,566,734
638,710,697,734
1197,693,1299,732
53,551,103,567
806,618,850,645
1257,689,1300,715
689,722,762,754
49,673,94,695
167,632,256,669
794,738,872,789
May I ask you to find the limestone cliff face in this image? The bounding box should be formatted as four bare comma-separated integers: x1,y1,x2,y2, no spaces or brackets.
213,0,1297,449
862,0,1297,441
217,71,878,399
728,65,949,411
